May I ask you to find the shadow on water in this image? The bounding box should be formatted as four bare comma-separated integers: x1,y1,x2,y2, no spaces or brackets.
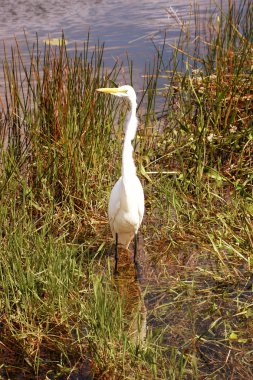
113,247,147,345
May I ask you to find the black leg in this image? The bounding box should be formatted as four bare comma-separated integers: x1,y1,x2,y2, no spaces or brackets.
115,233,118,274
134,233,138,265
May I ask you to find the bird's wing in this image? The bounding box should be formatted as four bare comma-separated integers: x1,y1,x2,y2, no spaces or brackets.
108,178,122,234
138,192,145,226
109,199,120,224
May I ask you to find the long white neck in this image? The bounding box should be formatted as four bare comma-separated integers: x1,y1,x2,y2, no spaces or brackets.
122,98,138,179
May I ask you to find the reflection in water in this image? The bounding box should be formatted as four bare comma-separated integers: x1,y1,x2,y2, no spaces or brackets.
113,247,147,344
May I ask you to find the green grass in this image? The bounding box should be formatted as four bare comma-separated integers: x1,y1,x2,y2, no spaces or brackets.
0,1,253,379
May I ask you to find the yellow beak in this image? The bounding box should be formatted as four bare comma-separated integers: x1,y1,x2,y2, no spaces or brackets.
96,87,127,94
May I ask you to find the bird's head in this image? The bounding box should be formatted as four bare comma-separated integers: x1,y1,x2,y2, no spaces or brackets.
96,85,136,103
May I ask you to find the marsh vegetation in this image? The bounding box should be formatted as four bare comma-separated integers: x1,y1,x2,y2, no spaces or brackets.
0,1,252,379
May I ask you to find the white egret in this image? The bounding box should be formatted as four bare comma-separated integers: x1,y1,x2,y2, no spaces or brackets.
96,85,144,272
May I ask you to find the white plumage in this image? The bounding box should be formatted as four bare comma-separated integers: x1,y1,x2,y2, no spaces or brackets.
108,174,144,247
96,85,144,271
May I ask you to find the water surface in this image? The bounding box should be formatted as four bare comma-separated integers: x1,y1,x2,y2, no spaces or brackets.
0,0,221,77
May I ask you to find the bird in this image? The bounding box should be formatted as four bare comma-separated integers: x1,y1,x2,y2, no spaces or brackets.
96,85,144,273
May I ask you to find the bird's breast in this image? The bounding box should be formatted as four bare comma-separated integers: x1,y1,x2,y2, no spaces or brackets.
108,175,144,234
